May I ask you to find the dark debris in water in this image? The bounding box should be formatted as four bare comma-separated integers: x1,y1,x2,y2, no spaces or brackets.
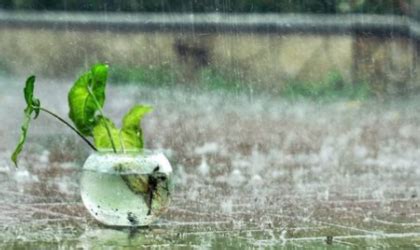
127,212,139,226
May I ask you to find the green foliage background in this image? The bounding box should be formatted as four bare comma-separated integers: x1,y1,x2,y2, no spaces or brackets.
0,0,410,14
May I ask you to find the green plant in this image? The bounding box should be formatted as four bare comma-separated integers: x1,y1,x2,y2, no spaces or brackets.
281,71,372,101
11,63,152,166
199,68,245,93
108,65,251,94
109,65,176,87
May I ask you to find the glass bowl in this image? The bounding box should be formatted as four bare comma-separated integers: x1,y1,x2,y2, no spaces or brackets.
80,150,173,227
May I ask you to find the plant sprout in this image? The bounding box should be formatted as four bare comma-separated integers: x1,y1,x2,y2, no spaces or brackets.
11,63,152,167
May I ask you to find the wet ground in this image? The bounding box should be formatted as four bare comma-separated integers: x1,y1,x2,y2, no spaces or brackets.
1,77,420,248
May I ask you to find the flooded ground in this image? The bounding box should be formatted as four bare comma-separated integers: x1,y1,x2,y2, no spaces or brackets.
1,76,420,248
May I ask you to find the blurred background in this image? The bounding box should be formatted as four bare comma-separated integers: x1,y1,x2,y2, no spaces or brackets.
2,0,420,248
0,0,414,14
0,0,419,96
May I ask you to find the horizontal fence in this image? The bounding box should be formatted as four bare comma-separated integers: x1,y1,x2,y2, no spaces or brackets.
0,11,420,93
0,11,419,38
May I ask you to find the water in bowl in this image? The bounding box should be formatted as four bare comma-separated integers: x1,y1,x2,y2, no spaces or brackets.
80,152,172,227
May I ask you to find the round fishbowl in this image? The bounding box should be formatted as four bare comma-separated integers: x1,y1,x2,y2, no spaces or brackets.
80,150,173,227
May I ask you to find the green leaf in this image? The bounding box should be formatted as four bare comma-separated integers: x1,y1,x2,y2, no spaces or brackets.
93,105,152,151
114,163,149,194
92,116,122,151
121,105,152,148
68,64,108,136
24,75,35,105
11,76,41,167
32,98,41,119
122,105,153,132
120,130,142,149
92,117,141,151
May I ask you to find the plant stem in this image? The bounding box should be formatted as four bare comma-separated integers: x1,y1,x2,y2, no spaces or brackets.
118,130,126,153
87,87,117,153
39,107,97,151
